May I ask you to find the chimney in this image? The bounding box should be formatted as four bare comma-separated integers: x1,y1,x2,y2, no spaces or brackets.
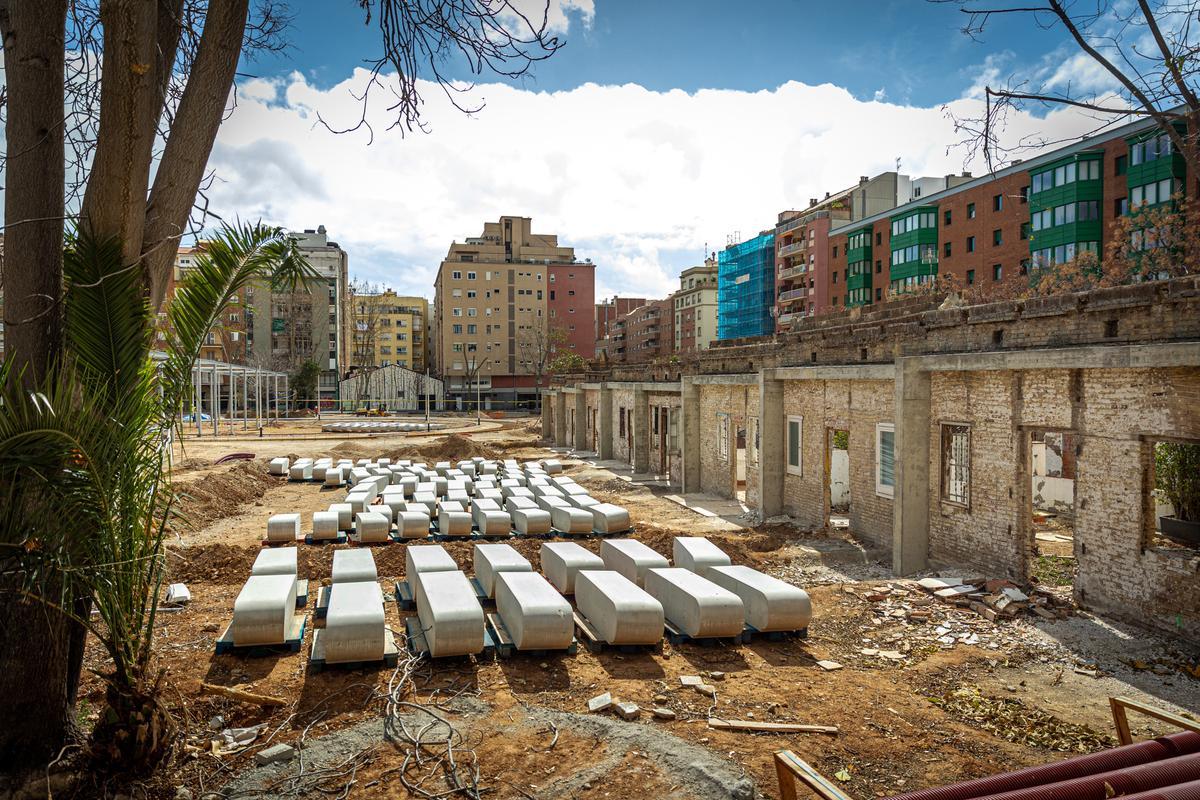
825,191,831,199
809,198,818,207
961,171,971,178
860,176,868,184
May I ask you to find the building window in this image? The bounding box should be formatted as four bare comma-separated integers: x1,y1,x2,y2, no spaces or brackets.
1115,154,1127,175
941,424,971,507
669,412,679,452
943,209,952,226
875,287,882,301
944,242,952,258
967,203,976,219
1020,186,1029,204
717,413,730,462
992,228,1002,246
786,415,802,476
875,260,882,273
1020,222,1030,240
467,271,476,280
452,271,462,279
966,236,975,253
992,264,1002,281
875,232,881,245
832,271,838,284
993,194,1003,212
876,423,895,499
966,269,975,285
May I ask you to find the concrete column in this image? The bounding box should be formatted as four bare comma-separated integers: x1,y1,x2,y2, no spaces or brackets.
554,392,567,446
598,385,614,460
893,358,931,575
632,388,650,474
210,365,219,436
540,392,553,441
572,391,587,452
680,378,701,492
759,370,785,518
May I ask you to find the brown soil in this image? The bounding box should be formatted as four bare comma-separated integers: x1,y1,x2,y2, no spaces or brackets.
59,422,1200,800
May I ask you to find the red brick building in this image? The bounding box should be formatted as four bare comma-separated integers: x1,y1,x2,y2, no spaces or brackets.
594,296,646,355
547,263,596,359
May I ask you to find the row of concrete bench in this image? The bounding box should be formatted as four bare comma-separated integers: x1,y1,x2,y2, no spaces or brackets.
318,421,444,433
265,456,631,541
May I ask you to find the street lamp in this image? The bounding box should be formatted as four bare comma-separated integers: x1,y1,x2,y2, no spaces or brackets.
467,355,490,426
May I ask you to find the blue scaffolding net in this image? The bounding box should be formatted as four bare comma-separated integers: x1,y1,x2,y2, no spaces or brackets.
717,232,776,340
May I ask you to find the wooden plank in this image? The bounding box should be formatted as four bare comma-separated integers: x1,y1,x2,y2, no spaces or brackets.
1110,697,1134,745
708,718,838,735
573,610,600,643
200,682,286,708
1110,695,1200,744
774,751,852,800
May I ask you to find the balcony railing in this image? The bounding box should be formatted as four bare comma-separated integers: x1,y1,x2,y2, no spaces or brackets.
778,287,808,304
777,265,809,282
777,312,797,326
778,240,806,257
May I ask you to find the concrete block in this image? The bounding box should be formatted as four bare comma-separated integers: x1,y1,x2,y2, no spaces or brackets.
373,498,401,523
471,499,511,536
268,457,290,476
397,510,431,539
540,541,605,594
231,574,297,646
437,501,473,537
507,500,552,535
312,459,331,482
322,580,386,663
328,503,353,531
536,494,569,513
476,487,504,503
672,537,731,576
567,494,601,510
413,570,484,657
446,488,471,505
614,702,640,720
504,486,535,501
405,544,457,578
542,459,563,474
706,565,812,632
399,476,418,497
288,461,313,480
355,511,391,544
588,692,612,713
600,539,669,586
550,504,593,534
323,466,345,487
494,572,573,651
434,461,452,475
345,491,372,514
378,457,391,467
266,513,300,543
255,743,296,766
532,485,564,500
310,511,341,541
574,571,663,645
350,467,373,486
644,568,744,638
472,543,532,597
589,503,631,534
332,548,377,584
252,546,297,577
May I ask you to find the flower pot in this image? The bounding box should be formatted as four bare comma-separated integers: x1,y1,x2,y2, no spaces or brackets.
1159,515,1200,547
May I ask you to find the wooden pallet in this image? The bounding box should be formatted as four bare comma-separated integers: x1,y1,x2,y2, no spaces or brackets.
309,626,399,672
295,578,309,609
486,612,577,658
394,580,415,611
214,613,307,656
573,610,662,654
260,535,303,547
404,616,496,659
664,619,749,647
304,533,348,545
743,625,808,642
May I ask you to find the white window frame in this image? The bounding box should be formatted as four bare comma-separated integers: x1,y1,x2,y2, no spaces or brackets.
875,422,895,499
786,415,803,476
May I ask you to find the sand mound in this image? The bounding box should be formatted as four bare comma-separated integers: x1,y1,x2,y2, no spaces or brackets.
389,433,502,463
171,461,275,533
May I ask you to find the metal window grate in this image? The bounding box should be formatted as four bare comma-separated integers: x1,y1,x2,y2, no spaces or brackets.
942,425,970,505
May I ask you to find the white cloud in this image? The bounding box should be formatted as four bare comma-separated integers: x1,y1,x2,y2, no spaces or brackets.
207,69,1118,302
505,0,594,34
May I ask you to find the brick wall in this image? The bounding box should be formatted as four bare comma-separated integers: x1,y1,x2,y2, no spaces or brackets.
611,388,634,463
648,395,683,484
698,384,752,498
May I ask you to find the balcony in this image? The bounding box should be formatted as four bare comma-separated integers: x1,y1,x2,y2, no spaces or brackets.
778,240,806,257
777,264,809,282
777,312,797,327
778,287,808,305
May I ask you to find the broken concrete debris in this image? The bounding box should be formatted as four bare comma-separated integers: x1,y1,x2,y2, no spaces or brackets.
652,707,677,720
615,702,641,720
587,692,613,713
253,743,297,766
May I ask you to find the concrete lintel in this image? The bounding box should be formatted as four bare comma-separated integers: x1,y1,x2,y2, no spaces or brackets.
561,387,583,395
602,380,682,393
689,374,757,386
769,364,896,382
580,383,604,391
907,341,1200,373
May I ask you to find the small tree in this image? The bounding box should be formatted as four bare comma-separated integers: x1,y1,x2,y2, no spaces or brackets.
291,359,321,409
517,321,569,390
549,351,588,374
1156,441,1200,523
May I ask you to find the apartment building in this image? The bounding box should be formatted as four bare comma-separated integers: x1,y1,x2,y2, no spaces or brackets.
158,244,249,363
674,259,718,352
351,290,428,373
432,216,595,404
717,231,775,340
825,116,1182,311
245,225,350,402
595,296,647,356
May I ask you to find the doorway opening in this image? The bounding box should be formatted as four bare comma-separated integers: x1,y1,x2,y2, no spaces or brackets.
827,429,850,528
1027,429,1077,588
735,424,747,503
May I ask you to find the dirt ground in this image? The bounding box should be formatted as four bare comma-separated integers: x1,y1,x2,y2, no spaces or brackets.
65,417,1200,800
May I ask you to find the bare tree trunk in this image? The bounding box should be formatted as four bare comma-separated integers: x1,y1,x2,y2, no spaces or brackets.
142,0,250,310
78,0,159,267
0,0,76,767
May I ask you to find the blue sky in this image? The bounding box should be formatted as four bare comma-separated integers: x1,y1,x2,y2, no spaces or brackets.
211,0,1110,301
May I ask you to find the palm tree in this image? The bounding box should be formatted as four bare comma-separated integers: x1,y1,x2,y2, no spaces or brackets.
0,222,317,770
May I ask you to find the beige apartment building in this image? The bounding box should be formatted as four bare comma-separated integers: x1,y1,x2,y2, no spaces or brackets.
433,216,595,405
673,258,719,353
352,290,428,373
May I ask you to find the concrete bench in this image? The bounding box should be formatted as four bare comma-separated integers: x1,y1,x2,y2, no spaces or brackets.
268,457,290,476
355,511,391,544
506,496,552,535
446,488,471,505
495,572,574,651
333,548,378,584
396,509,431,539
532,485,564,500
600,539,669,586
437,501,472,537
413,570,485,657
473,543,532,598
398,476,418,497
644,568,745,639
288,461,313,481
503,485,535,500
565,493,600,509
540,541,604,594
705,566,812,633
475,487,504,503
350,467,373,486
322,466,345,487
561,483,591,497
318,581,387,664
548,501,593,535
311,511,342,541
230,575,298,646
266,513,301,543
252,546,297,577
412,491,438,516
672,537,731,576
405,544,457,578
345,491,372,515
542,459,563,474
328,503,353,531
588,503,631,534
434,461,452,476
574,571,663,645
471,499,511,536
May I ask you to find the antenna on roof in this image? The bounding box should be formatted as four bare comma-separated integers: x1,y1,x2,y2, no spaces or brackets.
896,156,901,172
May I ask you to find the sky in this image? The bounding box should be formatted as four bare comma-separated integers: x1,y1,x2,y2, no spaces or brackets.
208,0,1126,301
